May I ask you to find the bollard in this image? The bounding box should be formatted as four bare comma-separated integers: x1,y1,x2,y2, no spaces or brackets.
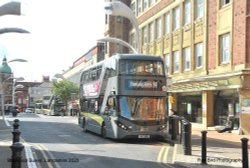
182,119,192,155
10,142,24,168
201,130,207,165
241,138,249,168
171,116,179,140
12,129,21,144
13,119,20,131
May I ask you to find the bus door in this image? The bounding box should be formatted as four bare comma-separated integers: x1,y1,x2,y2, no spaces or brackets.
103,95,117,136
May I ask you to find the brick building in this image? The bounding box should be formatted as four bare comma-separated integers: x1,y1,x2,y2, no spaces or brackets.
105,0,250,130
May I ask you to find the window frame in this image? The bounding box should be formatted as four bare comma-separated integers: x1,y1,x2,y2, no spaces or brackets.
195,43,203,69
173,6,180,31
184,0,191,25
156,17,162,39
173,50,180,73
149,22,155,42
220,33,230,64
195,0,203,19
183,47,191,71
165,12,170,34
220,0,231,8
165,53,170,74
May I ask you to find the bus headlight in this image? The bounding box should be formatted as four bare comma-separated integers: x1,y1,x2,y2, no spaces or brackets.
116,121,131,131
158,124,167,131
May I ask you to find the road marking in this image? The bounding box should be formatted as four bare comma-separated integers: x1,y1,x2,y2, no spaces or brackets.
4,117,11,127
171,144,178,164
162,146,170,163
37,144,61,168
36,144,54,168
157,146,167,163
20,137,38,168
23,142,37,168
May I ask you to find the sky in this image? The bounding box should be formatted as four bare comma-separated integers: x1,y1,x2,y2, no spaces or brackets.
0,0,106,82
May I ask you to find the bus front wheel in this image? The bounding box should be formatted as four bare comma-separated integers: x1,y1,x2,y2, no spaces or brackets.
101,124,107,138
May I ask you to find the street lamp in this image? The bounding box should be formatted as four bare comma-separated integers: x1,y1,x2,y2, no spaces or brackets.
0,1,21,16
0,28,30,34
97,37,138,54
104,1,140,53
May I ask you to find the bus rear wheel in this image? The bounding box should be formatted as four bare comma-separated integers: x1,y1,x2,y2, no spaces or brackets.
101,124,107,138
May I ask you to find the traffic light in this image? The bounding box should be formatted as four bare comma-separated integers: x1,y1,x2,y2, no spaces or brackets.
169,96,175,104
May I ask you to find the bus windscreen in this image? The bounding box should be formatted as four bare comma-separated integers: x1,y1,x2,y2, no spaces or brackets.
119,60,164,76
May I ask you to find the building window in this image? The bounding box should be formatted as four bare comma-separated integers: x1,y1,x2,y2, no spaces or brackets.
173,6,180,30
173,50,180,72
195,0,203,19
142,0,148,12
183,47,191,71
195,43,203,68
165,53,170,74
184,0,191,25
130,33,136,49
137,0,142,16
131,2,136,15
156,17,162,39
220,33,230,64
220,0,231,8
149,22,154,42
116,16,122,23
165,12,170,34
148,0,155,7
142,26,147,45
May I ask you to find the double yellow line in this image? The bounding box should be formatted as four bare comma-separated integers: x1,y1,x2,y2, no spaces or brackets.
35,144,61,168
157,146,170,163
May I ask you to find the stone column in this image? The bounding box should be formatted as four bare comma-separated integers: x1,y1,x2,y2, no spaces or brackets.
202,90,214,128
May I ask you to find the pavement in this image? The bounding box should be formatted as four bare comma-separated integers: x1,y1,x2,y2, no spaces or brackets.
166,124,250,168
0,115,28,168
0,114,250,168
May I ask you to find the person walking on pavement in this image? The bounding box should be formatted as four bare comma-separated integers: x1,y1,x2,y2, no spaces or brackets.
12,106,18,117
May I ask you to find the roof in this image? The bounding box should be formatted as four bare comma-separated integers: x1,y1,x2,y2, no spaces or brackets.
0,57,12,74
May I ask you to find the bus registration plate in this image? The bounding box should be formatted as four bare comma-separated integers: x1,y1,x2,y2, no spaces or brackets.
138,135,150,139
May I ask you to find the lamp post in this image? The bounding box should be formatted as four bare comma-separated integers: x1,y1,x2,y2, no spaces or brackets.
97,37,138,54
104,1,140,53
0,59,28,118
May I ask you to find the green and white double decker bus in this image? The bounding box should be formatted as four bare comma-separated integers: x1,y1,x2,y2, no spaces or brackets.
78,54,167,140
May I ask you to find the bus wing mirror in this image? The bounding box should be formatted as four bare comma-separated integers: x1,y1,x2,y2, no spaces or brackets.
107,97,114,107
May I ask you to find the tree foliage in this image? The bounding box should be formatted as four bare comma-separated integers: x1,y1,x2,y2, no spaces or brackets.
52,79,79,107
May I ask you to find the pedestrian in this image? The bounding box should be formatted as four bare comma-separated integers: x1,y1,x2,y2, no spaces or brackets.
60,107,65,117
12,106,18,117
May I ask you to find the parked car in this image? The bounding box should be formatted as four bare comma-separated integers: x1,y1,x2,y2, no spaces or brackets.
25,108,33,113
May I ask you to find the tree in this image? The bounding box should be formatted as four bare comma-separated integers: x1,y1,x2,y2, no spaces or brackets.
52,79,79,110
